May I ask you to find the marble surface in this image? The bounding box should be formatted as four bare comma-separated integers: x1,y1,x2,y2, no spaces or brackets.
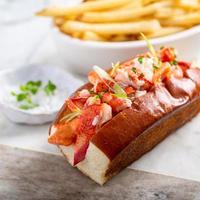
1,0,200,194
129,113,200,183
1,144,200,200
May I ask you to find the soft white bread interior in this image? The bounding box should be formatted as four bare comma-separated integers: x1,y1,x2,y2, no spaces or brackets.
59,143,110,185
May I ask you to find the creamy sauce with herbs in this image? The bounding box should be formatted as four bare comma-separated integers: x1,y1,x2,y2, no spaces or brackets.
5,84,65,114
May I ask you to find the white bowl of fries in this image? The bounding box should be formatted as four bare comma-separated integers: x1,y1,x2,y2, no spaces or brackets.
38,0,200,75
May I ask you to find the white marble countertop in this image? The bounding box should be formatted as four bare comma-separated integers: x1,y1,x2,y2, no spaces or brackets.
1,0,200,186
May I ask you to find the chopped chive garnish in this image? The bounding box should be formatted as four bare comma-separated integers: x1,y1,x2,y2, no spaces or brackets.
153,65,159,70
160,46,165,50
93,94,100,100
96,94,101,98
171,60,177,65
141,73,145,77
132,67,137,73
138,57,143,64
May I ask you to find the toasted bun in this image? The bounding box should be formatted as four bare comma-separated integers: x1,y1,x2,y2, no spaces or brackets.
51,68,200,184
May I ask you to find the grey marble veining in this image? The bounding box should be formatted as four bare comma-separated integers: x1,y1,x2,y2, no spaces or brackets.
0,144,200,200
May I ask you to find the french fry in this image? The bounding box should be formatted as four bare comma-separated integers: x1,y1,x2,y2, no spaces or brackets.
54,17,66,26
144,27,185,38
155,7,186,19
175,0,200,10
60,29,83,40
105,1,142,13
71,32,83,39
81,1,172,23
142,0,163,5
82,31,106,41
111,35,130,42
118,0,143,10
36,0,132,17
162,12,200,27
61,20,161,35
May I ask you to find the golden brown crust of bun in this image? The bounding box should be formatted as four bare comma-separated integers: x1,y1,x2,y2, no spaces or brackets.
91,84,189,160
105,94,200,179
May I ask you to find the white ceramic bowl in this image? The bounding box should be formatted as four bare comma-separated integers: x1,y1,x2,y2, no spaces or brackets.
52,25,200,75
0,64,83,124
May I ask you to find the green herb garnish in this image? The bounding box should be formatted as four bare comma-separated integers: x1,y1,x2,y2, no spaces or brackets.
89,95,101,105
141,73,145,78
171,60,177,65
44,80,57,96
20,80,42,94
113,83,127,99
11,91,37,110
11,80,57,110
11,91,32,104
132,67,137,73
153,65,159,70
96,94,101,99
138,57,143,64
18,93,29,102
11,92,27,102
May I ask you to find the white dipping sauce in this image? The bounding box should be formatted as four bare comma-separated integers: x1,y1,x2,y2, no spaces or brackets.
5,85,66,114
